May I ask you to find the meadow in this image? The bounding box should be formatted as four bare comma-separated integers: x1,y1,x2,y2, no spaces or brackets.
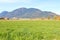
0,20,60,40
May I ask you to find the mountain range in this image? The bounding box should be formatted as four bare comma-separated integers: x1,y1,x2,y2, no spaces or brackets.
0,8,58,19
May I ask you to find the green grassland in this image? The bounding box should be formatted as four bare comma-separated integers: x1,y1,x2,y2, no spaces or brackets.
0,20,60,40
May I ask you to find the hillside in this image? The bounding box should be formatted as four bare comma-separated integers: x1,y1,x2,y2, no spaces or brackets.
0,8,58,18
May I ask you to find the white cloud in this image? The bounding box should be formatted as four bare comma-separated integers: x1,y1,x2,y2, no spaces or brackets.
55,12,60,15
0,0,17,3
0,0,32,3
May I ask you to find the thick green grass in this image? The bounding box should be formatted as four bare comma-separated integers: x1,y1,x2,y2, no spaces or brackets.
0,20,60,40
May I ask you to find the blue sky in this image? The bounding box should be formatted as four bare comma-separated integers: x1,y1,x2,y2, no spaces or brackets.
0,0,60,15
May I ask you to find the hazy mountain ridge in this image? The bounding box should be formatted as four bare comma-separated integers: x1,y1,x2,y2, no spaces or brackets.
0,8,58,18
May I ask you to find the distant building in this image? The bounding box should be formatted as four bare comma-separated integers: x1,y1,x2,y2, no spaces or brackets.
4,17,9,20
12,17,17,20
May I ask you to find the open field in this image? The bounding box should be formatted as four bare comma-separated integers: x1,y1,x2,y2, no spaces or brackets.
0,20,60,40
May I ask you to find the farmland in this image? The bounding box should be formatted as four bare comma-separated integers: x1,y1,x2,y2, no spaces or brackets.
0,20,60,40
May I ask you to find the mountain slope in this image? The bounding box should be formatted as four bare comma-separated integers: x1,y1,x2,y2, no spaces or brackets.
0,8,58,18
0,11,8,18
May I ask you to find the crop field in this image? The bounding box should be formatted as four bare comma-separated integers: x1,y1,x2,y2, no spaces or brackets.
0,20,60,40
